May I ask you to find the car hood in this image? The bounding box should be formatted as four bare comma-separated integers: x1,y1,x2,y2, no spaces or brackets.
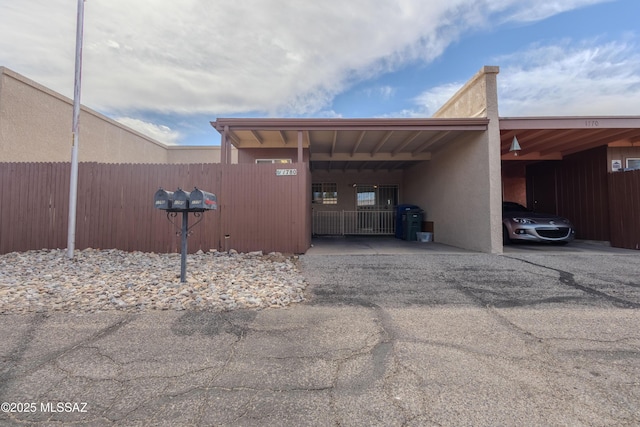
503,211,570,222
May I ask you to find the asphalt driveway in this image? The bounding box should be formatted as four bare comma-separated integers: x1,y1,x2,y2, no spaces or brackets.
1,248,640,426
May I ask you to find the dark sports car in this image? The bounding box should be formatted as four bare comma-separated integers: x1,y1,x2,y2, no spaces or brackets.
502,202,575,244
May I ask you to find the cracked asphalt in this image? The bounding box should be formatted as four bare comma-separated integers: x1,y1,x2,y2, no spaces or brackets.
1,242,640,426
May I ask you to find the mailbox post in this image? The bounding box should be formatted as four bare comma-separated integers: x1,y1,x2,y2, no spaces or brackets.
153,187,217,283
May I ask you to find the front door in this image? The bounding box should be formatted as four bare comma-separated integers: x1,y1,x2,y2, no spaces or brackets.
355,185,398,234
526,162,559,214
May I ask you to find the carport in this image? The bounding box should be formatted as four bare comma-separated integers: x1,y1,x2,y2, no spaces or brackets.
212,116,496,253
500,116,640,247
213,66,505,254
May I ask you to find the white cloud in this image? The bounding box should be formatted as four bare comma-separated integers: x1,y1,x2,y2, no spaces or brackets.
362,85,397,101
398,37,640,118
497,0,615,23
497,39,640,116
0,0,612,119
115,117,182,145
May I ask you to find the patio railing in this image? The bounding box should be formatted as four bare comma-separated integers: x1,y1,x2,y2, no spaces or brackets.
312,210,395,235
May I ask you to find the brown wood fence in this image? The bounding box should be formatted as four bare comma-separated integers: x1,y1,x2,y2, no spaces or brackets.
0,162,311,254
556,146,610,241
608,169,640,250
526,147,612,242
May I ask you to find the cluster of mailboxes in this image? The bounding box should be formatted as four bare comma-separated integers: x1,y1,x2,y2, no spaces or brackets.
154,187,217,212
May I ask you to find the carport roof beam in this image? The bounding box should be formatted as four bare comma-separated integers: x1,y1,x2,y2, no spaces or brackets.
211,118,489,132
371,131,393,157
391,131,421,157
351,131,366,157
278,130,288,145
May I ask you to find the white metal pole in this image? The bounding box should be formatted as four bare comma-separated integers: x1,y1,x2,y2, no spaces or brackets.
67,0,86,259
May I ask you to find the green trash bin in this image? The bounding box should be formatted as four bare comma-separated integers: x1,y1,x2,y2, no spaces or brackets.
402,209,423,241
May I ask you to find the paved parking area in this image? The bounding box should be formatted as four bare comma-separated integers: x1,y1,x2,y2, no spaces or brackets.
308,235,637,255
1,245,639,426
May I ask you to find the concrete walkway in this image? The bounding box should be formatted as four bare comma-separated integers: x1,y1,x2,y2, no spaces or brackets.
1,247,639,426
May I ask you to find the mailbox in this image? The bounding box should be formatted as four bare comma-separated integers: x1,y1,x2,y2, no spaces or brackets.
153,188,174,210
172,188,191,210
153,186,216,282
189,187,217,210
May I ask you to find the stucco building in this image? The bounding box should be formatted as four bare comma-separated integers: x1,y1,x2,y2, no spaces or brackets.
1,65,639,254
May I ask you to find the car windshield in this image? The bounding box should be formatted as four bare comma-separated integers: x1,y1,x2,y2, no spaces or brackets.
502,202,531,212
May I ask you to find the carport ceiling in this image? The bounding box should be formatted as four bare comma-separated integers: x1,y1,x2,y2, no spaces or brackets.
212,118,488,171
500,116,640,160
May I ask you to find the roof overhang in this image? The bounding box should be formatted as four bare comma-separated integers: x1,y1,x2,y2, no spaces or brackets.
211,118,489,171
500,116,640,161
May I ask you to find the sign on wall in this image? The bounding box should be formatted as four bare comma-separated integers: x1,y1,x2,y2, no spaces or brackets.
276,168,298,176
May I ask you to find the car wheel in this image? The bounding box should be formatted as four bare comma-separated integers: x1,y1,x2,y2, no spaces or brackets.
502,225,511,245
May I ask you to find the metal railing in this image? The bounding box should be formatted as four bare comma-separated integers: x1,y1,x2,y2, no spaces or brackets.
312,210,395,235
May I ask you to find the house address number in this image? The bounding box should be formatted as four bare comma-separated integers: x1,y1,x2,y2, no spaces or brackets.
585,120,599,127
276,168,297,176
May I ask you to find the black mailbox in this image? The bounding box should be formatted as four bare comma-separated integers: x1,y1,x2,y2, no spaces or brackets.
190,187,217,210
172,188,191,210
153,186,216,283
154,188,174,210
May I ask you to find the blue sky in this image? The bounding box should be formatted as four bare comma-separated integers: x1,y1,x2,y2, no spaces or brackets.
1,0,639,146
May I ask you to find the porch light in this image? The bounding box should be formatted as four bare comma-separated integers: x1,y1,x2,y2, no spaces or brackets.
509,136,522,156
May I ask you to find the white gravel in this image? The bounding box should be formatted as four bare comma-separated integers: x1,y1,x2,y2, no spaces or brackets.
0,248,308,314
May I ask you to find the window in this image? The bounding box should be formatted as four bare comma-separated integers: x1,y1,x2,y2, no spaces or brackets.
256,159,291,164
357,187,376,207
356,185,398,209
312,183,338,204
626,158,640,170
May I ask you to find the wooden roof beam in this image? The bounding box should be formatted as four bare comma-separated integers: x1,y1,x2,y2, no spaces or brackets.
501,129,576,154
371,131,393,156
228,131,242,146
279,131,288,145
330,131,338,157
541,129,640,156
392,131,421,157
250,130,264,145
351,131,366,157
412,131,448,156
305,130,312,147
374,162,387,171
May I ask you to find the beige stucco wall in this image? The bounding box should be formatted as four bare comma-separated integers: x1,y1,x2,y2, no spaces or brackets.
404,66,503,253
166,145,237,164
0,67,225,164
238,147,309,164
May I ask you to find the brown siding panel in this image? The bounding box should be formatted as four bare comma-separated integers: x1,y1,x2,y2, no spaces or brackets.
608,170,640,250
556,146,609,241
564,146,609,241
1,162,311,255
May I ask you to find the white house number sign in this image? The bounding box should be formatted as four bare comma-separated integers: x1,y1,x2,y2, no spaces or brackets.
275,168,298,176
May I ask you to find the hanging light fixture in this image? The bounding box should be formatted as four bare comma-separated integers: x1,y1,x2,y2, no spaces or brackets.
509,136,521,156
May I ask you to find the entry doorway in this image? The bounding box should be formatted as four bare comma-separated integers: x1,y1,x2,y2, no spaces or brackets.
526,162,559,214
355,185,397,233
312,184,399,236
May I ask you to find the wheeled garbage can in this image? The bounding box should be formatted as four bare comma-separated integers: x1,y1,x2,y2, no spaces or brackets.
403,209,423,241
395,205,420,239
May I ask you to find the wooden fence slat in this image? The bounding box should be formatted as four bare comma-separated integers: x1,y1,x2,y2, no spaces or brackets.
2,162,312,254
608,170,640,250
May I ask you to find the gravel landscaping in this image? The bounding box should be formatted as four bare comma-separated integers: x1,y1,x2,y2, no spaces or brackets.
0,248,308,314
